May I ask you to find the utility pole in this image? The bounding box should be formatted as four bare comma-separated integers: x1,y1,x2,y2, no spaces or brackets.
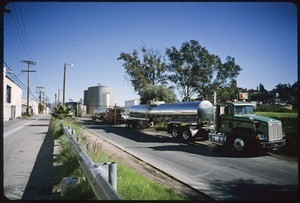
36,86,44,114
21,60,36,116
58,89,61,104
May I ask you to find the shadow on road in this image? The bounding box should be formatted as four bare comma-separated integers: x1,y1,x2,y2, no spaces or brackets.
21,126,61,200
208,178,298,201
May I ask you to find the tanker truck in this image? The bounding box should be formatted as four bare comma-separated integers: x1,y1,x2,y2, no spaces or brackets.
126,100,286,152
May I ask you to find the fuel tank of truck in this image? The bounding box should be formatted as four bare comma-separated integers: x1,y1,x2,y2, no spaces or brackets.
129,100,213,123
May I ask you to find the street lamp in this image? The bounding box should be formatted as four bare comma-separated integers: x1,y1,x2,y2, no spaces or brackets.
63,63,74,106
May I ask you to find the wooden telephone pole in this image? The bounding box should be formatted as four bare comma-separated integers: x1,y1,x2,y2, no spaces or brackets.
21,60,36,116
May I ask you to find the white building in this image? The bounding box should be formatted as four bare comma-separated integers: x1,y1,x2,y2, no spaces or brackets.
22,99,39,116
3,67,23,121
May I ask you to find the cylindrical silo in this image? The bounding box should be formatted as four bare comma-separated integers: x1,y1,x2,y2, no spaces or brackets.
84,90,88,105
102,93,110,108
85,85,114,114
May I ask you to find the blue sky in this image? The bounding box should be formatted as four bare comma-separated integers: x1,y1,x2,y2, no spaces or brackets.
3,2,297,106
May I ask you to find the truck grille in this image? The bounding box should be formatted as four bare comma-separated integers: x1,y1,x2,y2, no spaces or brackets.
268,122,283,141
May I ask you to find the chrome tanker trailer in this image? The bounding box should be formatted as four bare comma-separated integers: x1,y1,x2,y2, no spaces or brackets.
126,100,286,152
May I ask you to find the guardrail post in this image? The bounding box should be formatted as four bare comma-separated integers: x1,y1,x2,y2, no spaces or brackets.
109,162,117,190
76,134,81,144
97,162,117,190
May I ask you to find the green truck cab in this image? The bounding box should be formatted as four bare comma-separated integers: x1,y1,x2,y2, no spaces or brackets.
212,102,286,152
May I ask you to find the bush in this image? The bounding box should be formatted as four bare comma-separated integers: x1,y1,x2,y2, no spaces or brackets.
256,104,295,113
52,104,74,119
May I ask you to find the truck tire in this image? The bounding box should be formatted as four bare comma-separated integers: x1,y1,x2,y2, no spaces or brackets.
231,136,247,152
182,128,194,142
228,130,256,153
171,127,181,139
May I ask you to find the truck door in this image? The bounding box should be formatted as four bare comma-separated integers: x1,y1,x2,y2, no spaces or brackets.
218,105,233,133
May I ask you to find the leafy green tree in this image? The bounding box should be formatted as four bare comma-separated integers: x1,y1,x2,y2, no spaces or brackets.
118,47,167,95
166,40,216,101
166,40,242,102
139,84,177,104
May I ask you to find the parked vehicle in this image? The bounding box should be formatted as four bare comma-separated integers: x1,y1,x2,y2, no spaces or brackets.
92,107,108,121
92,106,126,124
126,98,286,152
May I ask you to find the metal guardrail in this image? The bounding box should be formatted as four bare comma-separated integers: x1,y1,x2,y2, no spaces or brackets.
62,125,121,200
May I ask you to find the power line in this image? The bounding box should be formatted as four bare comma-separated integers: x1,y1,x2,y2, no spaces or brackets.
4,61,27,89
3,61,39,101
8,3,35,61
9,3,31,60
16,3,35,61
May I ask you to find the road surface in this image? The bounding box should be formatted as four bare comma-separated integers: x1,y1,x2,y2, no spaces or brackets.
3,114,60,200
79,118,298,201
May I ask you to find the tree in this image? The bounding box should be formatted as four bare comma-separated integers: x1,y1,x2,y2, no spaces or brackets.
250,83,274,103
139,84,177,104
118,47,167,95
166,40,242,102
166,40,216,101
258,83,266,92
273,82,298,109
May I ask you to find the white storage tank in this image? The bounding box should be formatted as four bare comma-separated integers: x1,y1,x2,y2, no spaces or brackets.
102,93,110,108
84,84,114,114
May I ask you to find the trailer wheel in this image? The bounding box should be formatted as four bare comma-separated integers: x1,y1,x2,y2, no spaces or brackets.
182,128,194,142
171,128,181,139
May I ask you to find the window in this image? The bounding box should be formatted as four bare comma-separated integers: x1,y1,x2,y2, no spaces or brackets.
6,85,11,103
234,105,254,115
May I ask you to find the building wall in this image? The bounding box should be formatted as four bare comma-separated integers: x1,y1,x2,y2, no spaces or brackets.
3,68,23,121
30,100,39,115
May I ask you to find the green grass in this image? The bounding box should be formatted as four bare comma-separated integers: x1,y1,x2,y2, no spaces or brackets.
50,117,187,200
116,162,184,200
50,117,96,200
256,112,297,118
84,136,186,200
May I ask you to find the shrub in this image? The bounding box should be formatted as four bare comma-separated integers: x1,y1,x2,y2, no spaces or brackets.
256,104,295,113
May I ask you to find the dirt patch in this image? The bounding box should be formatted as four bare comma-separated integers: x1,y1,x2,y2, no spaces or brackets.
79,125,213,201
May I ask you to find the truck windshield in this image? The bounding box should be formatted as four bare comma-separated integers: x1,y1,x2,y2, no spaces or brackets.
234,105,254,115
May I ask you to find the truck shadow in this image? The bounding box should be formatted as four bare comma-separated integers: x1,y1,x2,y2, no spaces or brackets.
21,127,61,200
207,178,298,201
79,118,267,158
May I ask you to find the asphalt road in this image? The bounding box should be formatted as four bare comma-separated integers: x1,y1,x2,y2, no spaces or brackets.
3,114,60,200
78,118,298,201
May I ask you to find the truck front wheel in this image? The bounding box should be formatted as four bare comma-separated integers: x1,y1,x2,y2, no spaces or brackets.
232,137,246,152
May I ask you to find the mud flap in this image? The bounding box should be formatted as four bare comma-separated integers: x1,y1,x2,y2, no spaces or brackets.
189,128,199,137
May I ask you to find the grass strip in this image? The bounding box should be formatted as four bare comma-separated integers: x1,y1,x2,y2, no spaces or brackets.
50,117,187,200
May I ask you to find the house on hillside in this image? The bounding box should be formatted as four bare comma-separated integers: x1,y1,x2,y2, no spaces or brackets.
3,67,23,121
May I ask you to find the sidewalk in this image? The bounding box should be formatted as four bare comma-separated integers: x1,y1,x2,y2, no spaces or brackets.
3,114,62,200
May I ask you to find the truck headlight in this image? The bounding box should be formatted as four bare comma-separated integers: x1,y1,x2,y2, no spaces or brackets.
257,134,268,141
